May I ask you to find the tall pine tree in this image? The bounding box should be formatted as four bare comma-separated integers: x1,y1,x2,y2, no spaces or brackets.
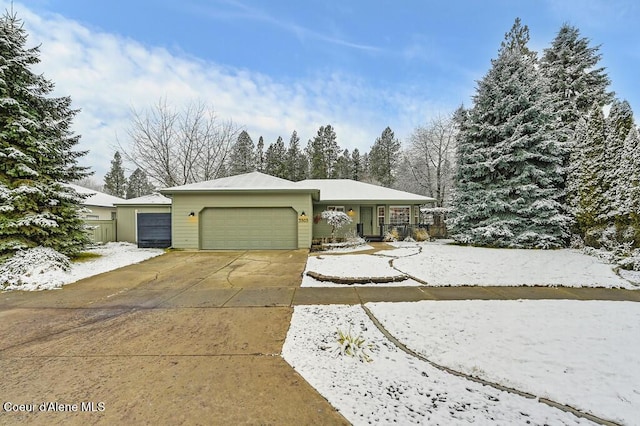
255,136,265,172
307,125,339,179
334,149,352,179
449,18,568,248
126,168,154,199
103,151,126,198
285,130,308,181
0,12,90,259
540,24,614,138
369,127,401,187
228,130,255,175
540,24,614,213
264,136,287,178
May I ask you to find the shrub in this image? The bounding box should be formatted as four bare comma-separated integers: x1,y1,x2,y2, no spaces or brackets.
0,247,70,289
413,227,430,242
383,228,399,242
344,229,366,246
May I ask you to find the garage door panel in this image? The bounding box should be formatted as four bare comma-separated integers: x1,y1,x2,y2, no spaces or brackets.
137,213,172,248
200,207,297,250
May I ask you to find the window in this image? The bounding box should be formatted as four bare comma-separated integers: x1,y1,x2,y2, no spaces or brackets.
377,206,385,225
85,214,99,220
414,206,420,224
389,206,410,225
111,212,117,220
326,206,345,212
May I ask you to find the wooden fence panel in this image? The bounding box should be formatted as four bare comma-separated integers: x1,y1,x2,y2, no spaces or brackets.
84,220,117,243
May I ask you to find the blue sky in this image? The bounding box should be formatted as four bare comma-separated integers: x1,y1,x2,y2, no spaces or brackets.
8,0,640,180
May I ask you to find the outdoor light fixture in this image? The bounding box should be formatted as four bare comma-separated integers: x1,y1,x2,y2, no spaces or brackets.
300,211,306,217
347,208,355,217
188,211,195,217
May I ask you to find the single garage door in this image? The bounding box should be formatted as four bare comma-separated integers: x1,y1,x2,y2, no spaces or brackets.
200,207,297,249
137,213,172,248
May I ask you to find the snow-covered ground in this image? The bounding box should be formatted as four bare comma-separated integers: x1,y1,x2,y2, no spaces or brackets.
367,300,640,425
302,254,422,287
1,242,164,291
283,304,597,425
303,240,637,288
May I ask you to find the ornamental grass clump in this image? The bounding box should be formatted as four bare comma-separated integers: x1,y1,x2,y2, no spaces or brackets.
383,227,400,242
413,227,430,242
332,328,374,363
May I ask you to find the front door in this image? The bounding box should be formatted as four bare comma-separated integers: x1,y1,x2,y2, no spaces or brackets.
361,206,373,235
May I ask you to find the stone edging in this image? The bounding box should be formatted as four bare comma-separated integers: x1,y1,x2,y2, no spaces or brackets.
305,270,409,285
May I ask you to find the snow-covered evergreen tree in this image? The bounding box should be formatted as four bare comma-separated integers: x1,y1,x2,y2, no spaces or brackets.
126,168,154,199
264,136,287,178
285,130,308,181
103,151,126,198
228,130,255,175
540,24,614,211
541,24,614,137
448,18,569,249
0,11,90,259
369,127,400,187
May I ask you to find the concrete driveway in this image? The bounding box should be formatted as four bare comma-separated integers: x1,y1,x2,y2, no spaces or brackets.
0,251,348,425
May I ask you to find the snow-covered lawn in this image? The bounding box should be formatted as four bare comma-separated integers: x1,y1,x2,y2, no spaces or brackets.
303,240,637,288
367,300,640,425
1,242,164,291
283,304,596,425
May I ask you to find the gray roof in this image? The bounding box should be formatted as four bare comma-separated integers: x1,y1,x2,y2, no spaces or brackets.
114,193,172,206
65,183,125,208
298,179,435,203
161,172,318,194
158,172,433,204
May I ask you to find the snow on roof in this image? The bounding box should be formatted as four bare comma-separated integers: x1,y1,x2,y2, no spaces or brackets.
298,179,435,203
65,183,125,208
114,193,172,205
161,171,318,193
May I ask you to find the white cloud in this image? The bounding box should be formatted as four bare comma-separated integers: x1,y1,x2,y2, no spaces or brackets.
9,2,442,180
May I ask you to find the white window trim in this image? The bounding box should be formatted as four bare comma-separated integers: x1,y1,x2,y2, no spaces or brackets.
377,206,385,225
327,205,345,212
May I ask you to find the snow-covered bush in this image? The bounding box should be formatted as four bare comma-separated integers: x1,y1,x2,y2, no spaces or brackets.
321,210,352,242
331,328,374,363
344,230,366,246
0,247,70,289
383,228,399,242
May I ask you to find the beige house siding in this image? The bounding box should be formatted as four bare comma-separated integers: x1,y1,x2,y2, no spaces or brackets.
81,205,116,221
171,192,313,249
116,206,172,243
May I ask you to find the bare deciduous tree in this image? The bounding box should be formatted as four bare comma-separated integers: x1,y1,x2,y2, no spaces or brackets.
119,98,239,187
407,114,457,207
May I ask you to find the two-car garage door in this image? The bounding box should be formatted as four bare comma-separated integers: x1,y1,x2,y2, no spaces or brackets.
200,207,297,250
